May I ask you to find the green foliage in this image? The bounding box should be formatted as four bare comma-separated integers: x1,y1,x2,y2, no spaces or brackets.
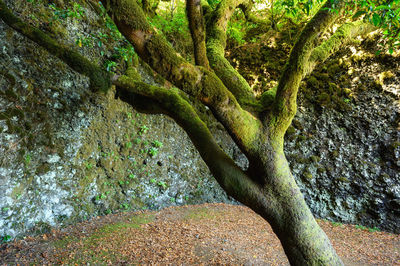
331,221,342,227
1,235,12,244
157,181,167,189
150,12,188,35
206,0,221,9
351,0,400,52
148,147,158,157
152,140,163,148
227,20,247,45
138,125,149,135
275,0,325,21
49,2,84,20
24,153,31,167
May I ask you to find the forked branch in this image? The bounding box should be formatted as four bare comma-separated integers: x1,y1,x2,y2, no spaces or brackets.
102,0,263,157
114,74,272,210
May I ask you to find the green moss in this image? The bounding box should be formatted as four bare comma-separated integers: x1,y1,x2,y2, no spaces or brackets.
309,155,320,163
292,119,303,130
337,176,349,183
36,163,51,175
317,167,326,174
286,125,295,136
327,63,341,75
291,154,309,164
183,207,217,220
391,141,400,149
316,92,331,105
297,134,307,142
307,75,321,89
330,150,339,158
0,1,110,92
260,86,277,107
302,170,313,180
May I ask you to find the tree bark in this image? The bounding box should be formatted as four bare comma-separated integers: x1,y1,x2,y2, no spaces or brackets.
186,0,210,69
205,0,257,106
249,141,343,265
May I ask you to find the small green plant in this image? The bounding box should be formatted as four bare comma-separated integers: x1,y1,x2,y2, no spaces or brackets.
76,35,94,48
138,125,149,135
150,178,157,184
157,181,167,189
104,60,117,72
1,235,11,244
368,227,380,233
355,224,368,230
119,180,129,186
113,46,135,62
85,162,93,170
128,174,136,179
24,153,31,167
152,140,163,148
133,138,141,144
49,2,84,20
120,203,130,210
2,207,10,212
105,209,112,215
148,147,158,157
126,141,133,149
331,221,342,227
170,197,176,203
95,193,106,201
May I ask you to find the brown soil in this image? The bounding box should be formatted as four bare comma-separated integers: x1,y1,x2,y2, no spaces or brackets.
1,203,399,265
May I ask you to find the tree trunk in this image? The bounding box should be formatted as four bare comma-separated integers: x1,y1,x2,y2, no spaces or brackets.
245,142,343,265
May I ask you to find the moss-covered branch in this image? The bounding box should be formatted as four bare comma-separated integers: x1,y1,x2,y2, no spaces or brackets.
269,0,343,139
102,0,263,157
186,0,210,69
307,20,375,75
0,0,110,92
114,74,272,209
205,0,257,106
238,0,271,37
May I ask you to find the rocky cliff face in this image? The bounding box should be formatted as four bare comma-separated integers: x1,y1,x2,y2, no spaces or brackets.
0,0,399,241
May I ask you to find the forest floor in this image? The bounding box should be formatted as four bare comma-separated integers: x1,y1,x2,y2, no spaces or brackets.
1,203,399,265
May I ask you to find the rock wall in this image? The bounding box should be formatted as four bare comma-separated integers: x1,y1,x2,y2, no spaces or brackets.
0,0,399,241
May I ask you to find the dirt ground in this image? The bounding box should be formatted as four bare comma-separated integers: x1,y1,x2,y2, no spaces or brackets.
1,203,399,265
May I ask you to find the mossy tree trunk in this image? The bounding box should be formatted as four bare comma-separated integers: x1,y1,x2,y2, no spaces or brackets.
0,0,374,264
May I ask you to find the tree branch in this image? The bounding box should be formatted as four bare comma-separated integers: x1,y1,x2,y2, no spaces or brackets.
0,0,110,92
186,0,210,69
205,0,257,106
102,0,263,158
238,1,271,39
269,0,343,139
114,74,273,210
307,20,375,76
